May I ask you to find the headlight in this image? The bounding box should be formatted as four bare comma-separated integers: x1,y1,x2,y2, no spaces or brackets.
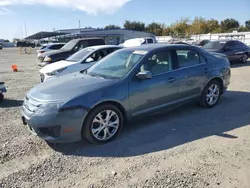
46,67,67,76
44,56,52,62
35,102,64,115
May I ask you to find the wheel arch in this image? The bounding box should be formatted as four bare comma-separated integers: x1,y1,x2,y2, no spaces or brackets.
205,77,224,94
88,100,128,122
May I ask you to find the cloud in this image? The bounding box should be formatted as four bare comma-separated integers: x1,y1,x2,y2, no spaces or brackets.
0,7,13,15
0,0,131,14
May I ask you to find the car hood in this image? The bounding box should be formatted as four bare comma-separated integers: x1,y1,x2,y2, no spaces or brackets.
28,73,115,102
40,60,78,73
42,49,69,57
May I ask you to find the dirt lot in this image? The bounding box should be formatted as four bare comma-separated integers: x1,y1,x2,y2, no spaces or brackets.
0,48,250,188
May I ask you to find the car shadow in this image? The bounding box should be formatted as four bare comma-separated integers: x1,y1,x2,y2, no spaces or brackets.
50,90,250,158
0,99,23,108
230,60,250,68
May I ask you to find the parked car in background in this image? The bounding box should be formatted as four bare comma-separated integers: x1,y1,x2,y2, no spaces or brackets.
167,40,189,45
37,43,65,58
38,38,105,67
16,41,36,48
0,82,6,102
120,37,157,47
0,44,2,50
21,44,231,144
204,40,250,63
39,45,122,82
184,38,195,44
193,40,210,47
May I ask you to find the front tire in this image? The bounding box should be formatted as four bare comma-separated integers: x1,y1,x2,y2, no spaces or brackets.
82,104,124,144
201,80,221,108
0,93,4,103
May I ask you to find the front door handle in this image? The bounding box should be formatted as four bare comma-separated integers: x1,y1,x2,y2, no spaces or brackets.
168,77,176,83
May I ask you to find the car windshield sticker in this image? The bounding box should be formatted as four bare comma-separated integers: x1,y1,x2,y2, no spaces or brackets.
133,50,148,55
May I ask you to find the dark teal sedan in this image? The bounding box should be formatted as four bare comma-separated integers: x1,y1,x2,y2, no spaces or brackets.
21,44,231,144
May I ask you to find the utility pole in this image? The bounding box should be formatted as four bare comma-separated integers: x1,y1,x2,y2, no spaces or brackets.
79,20,81,33
20,26,23,39
24,22,27,38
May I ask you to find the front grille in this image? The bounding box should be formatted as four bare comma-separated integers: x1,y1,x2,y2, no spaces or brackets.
23,95,41,113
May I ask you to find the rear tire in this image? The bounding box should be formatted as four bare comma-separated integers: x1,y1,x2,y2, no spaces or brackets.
82,104,124,144
200,80,221,108
241,53,248,64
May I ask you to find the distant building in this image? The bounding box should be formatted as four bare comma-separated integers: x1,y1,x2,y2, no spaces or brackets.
26,28,156,45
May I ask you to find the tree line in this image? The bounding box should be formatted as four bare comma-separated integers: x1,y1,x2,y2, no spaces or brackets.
104,18,250,37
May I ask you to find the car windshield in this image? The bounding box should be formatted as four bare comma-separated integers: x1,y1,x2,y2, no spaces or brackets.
204,41,225,49
39,45,47,50
66,48,94,62
61,40,78,51
86,49,146,79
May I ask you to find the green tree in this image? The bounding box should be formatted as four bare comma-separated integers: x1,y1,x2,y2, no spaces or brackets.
245,20,250,30
206,19,221,33
190,17,209,34
238,26,248,32
104,25,121,30
162,27,173,36
146,22,164,36
123,20,145,31
170,18,190,37
220,18,239,32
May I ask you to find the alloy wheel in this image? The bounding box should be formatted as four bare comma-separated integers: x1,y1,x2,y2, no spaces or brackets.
243,54,248,63
206,84,220,106
91,110,120,141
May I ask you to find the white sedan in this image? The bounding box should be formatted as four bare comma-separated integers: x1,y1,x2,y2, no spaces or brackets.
39,45,122,82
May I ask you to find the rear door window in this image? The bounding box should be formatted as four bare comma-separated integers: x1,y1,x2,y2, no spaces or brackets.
176,50,201,68
147,38,154,44
88,39,105,46
225,42,236,50
233,41,244,49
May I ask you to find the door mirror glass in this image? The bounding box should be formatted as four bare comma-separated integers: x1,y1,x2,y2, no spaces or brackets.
136,71,152,79
85,57,94,63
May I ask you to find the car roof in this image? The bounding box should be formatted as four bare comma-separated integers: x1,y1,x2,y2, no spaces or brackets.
123,43,193,51
86,45,121,50
47,43,65,46
212,40,241,43
70,38,103,42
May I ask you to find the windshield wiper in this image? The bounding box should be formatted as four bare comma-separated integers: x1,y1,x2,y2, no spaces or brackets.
89,74,105,79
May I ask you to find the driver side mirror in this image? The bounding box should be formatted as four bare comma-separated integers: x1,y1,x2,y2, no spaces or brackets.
136,71,152,80
85,57,95,63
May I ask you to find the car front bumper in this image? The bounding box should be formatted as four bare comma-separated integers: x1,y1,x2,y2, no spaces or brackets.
21,103,88,143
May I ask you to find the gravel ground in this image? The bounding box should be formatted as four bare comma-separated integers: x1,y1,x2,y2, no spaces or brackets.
0,48,250,188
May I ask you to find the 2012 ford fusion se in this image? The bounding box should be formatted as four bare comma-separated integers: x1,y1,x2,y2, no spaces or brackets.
21,44,231,144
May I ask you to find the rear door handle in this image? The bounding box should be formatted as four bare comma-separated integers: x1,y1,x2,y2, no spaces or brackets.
168,77,176,83
204,68,210,73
